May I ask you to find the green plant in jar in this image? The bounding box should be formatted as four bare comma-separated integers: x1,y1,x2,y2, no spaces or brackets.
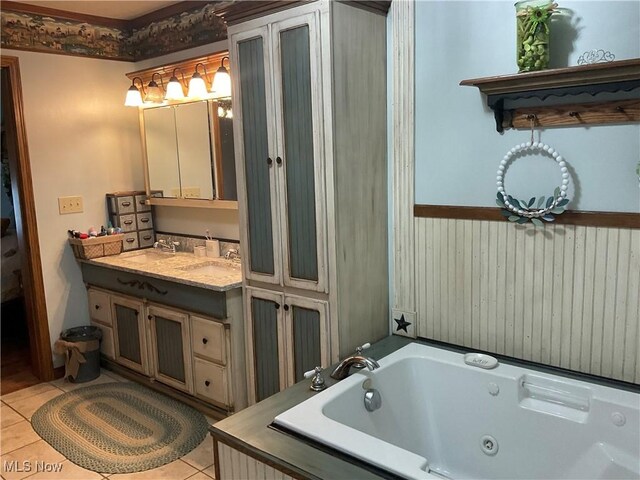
516,0,557,72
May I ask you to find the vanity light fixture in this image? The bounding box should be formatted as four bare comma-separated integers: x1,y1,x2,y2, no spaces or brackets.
211,56,231,99
124,77,145,107
187,63,210,99
144,72,165,104
165,68,187,100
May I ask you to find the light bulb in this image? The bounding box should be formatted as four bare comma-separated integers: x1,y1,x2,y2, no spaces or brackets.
144,79,164,104
211,66,231,98
124,85,143,107
188,72,208,98
165,76,184,100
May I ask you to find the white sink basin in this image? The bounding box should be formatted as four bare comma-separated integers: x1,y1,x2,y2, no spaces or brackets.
180,264,232,276
124,251,172,264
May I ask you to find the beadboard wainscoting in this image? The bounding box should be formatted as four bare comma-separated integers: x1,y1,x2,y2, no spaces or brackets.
216,442,295,480
415,218,639,384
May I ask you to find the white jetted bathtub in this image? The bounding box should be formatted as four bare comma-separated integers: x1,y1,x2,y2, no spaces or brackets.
274,343,640,479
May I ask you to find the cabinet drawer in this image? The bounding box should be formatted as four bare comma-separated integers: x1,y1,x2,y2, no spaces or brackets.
91,321,115,359
114,214,137,232
138,230,155,248
122,232,139,251
136,212,153,230
88,289,111,325
112,195,135,214
191,316,226,365
193,358,228,406
134,194,150,212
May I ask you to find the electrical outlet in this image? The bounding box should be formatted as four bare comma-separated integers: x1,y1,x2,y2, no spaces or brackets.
58,196,83,214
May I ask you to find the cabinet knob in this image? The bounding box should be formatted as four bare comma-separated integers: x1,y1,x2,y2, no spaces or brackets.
147,314,152,320
276,156,283,165
266,157,273,166
283,304,290,311
275,303,280,310
121,201,131,207
205,380,211,387
134,310,139,316
202,338,208,344
95,305,100,310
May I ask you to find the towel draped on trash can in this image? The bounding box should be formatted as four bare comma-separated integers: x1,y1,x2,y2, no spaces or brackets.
54,326,102,382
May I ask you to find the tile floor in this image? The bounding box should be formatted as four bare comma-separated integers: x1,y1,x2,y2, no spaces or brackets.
1,370,216,480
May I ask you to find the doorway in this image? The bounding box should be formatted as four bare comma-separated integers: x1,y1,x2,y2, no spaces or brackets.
1,55,53,393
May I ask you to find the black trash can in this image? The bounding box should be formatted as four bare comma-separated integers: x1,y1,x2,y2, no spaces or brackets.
59,326,102,383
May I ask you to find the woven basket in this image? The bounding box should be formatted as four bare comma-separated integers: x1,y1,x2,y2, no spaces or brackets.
69,234,123,260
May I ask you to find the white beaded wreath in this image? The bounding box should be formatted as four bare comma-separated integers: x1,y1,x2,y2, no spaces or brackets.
496,141,571,226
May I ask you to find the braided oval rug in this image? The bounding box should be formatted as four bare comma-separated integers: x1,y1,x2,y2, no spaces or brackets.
31,382,208,474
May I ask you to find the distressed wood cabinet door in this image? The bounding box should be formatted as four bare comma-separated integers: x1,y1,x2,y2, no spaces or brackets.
233,26,282,287
232,11,327,293
147,304,193,394
283,294,330,387
245,287,286,404
271,12,327,293
111,294,149,375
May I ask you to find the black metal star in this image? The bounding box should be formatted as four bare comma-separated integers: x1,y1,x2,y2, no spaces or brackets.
394,314,411,333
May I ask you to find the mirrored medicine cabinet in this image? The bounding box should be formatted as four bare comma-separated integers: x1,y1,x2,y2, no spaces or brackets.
127,52,237,209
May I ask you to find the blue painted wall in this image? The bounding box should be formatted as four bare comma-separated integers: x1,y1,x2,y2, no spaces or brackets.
414,1,640,212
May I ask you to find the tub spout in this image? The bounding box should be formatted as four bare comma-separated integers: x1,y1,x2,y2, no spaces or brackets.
330,355,380,380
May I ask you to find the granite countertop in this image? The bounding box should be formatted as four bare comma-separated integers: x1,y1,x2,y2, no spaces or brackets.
85,250,242,292
209,335,413,480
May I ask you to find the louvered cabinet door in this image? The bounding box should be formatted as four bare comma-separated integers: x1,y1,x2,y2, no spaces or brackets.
245,287,286,404
282,295,330,387
111,294,149,375
147,304,193,394
231,26,282,287
271,12,327,293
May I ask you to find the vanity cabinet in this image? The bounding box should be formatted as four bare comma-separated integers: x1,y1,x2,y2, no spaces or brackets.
83,263,246,414
230,0,389,403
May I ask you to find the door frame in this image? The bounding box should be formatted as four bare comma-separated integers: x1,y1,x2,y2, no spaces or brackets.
1,55,54,381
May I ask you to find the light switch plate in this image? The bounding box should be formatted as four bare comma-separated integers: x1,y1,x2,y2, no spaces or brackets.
58,196,83,214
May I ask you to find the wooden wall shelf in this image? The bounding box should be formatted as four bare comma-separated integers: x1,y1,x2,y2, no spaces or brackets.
148,198,238,210
460,58,640,132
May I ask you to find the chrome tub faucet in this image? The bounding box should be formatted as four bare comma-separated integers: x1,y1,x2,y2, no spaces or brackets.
330,343,380,380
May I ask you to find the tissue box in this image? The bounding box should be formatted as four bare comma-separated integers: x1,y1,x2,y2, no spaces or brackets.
69,234,123,260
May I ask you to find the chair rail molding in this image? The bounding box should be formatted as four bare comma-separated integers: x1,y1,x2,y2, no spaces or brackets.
391,0,416,338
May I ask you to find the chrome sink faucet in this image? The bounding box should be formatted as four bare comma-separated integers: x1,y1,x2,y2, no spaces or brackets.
224,248,239,260
330,343,380,380
153,239,179,253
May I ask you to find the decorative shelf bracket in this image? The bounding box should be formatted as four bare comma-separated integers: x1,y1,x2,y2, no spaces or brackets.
461,59,640,133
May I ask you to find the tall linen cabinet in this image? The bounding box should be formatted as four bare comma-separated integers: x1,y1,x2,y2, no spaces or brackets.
229,1,388,404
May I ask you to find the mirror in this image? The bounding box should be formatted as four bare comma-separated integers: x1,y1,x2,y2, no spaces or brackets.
142,99,237,201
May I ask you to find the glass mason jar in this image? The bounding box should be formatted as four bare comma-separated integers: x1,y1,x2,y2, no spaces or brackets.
516,0,554,72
